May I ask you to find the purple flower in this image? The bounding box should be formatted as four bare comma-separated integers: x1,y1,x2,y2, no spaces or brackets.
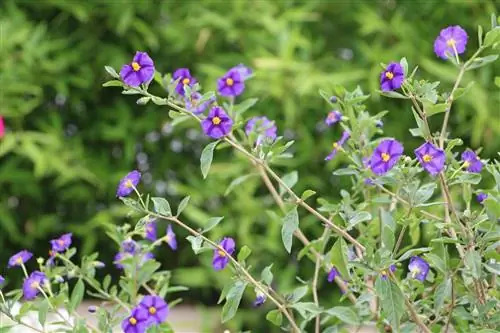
364,178,375,186
369,139,404,175
245,116,277,146
461,150,483,173
325,131,350,161
138,295,169,325
172,68,197,96
212,237,235,271
230,64,253,80
165,224,177,250
253,292,266,307
201,106,233,139
114,252,153,270
415,142,446,175
380,62,404,91
329,96,338,103
8,250,33,268
120,51,155,87
327,267,339,283
381,264,396,280
116,170,141,197
88,306,97,313
22,271,47,300
121,240,139,254
185,92,215,115
50,233,72,253
122,307,150,333
217,69,245,97
434,26,468,59
375,120,384,128
0,275,4,287
325,110,343,126
476,192,488,204
145,220,157,242
408,256,430,282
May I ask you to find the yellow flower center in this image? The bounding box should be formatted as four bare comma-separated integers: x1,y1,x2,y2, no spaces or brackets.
381,153,391,162
423,154,432,163
446,38,456,47
381,270,387,276
218,250,226,257
411,268,420,278
58,239,65,246
212,116,221,125
30,281,40,289
332,142,339,149
129,317,137,325
328,113,336,121
131,62,141,72
165,235,170,241
125,180,133,188
16,257,23,264
463,161,470,168
182,78,190,85
385,71,394,80
226,78,234,86
149,306,157,315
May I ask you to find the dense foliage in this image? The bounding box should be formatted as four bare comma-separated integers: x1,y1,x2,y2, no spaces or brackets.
1,1,499,331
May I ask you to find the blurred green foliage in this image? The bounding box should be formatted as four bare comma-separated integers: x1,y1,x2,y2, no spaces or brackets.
0,0,498,330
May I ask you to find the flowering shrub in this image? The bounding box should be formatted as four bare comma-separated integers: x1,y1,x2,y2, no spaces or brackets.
1,18,499,333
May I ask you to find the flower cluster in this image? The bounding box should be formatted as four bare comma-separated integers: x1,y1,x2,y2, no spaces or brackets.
122,296,169,333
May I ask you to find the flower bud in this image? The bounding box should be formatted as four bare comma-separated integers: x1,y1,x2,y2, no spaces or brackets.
329,96,338,103
88,305,98,313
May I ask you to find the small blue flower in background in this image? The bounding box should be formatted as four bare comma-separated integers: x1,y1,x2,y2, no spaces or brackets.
172,68,197,96
165,224,177,250
327,267,339,283
230,64,253,80
380,62,404,91
476,192,488,204
253,291,267,307
122,307,149,333
138,295,169,325
434,25,468,59
408,256,430,282
324,110,343,126
369,139,404,175
50,233,72,253
245,116,277,146
201,106,233,139
120,51,155,87
8,250,33,268
184,92,215,115
217,68,245,97
0,275,4,287
381,264,396,280
212,237,235,271
22,271,47,300
116,170,142,197
375,120,384,128
415,142,445,175
122,239,139,254
325,131,350,161
461,149,483,173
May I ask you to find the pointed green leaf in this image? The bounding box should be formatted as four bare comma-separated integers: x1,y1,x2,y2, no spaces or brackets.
151,197,172,216
176,196,190,216
281,207,299,253
69,279,85,312
200,141,219,179
266,309,283,326
221,281,247,323
375,278,404,332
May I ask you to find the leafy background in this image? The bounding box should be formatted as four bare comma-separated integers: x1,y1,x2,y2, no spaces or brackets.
0,0,499,331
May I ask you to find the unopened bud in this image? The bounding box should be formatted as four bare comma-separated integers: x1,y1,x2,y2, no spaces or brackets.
88,305,98,313
329,96,338,103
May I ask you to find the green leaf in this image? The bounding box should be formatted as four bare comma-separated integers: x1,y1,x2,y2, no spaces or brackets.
425,103,448,117
287,285,308,303
186,235,203,254
348,211,372,228
400,57,408,76
136,96,151,105
483,28,500,46
224,174,257,196
281,207,299,253
151,197,172,216
329,238,349,279
300,189,316,201
379,90,409,99
138,260,161,285
326,306,360,325
102,80,123,87
261,264,274,285
69,279,85,312
266,309,283,326
375,278,405,332
221,281,247,323
176,196,190,216
434,278,451,310
381,209,396,251
233,98,259,115
452,81,475,100
398,247,432,261
119,197,143,211
465,250,482,279
237,245,251,262
151,96,167,105
424,253,446,275
202,216,224,233
292,302,323,319
279,171,298,196
449,173,482,186
104,66,120,79
200,141,219,179
414,183,437,205
466,54,499,70
38,299,49,326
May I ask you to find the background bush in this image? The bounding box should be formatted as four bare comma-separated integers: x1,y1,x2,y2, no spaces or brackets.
1,0,498,330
